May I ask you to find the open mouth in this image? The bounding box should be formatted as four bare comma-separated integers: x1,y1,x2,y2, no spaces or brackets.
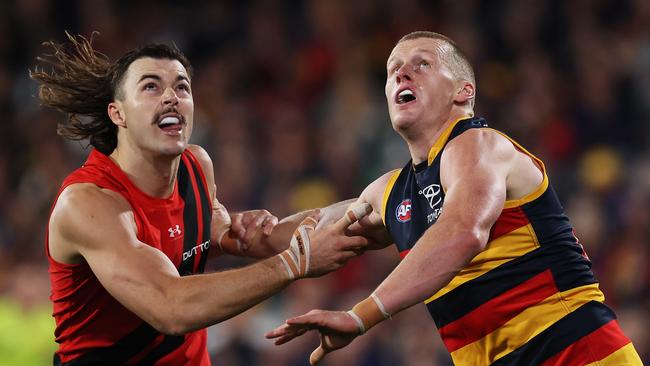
157,114,183,132
396,89,416,104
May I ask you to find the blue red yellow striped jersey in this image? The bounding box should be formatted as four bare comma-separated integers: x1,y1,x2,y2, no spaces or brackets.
382,117,642,365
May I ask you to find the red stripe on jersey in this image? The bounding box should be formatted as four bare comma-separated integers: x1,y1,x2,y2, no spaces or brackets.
489,207,529,242
540,319,631,366
183,154,205,273
439,269,557,352
399,249,410,259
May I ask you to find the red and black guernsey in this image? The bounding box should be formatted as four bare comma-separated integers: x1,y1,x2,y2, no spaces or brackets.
382,117,642,365
47,149,213,366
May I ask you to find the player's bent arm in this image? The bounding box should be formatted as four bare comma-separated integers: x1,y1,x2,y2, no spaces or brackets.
49,184,291,336
265,137,513,358
366,129,515,325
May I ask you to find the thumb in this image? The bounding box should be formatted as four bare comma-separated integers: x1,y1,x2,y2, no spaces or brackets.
332,203,373,232
309,345,326,365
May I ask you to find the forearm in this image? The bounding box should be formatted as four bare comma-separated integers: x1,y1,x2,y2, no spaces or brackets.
166,255,291,334
376,228,482,315
354,217,485,327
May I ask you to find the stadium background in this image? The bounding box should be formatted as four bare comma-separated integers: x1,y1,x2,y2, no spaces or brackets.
0,0,648,364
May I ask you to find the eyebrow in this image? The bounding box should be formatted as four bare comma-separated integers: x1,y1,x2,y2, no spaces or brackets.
386,48,438,67
137,74,190,84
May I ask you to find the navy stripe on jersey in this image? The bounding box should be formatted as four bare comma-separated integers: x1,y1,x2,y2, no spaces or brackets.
490,301,616,366
187,159,211,274
426,243,596,329
520,187,577,247
177,160,200,276
54,323,159,365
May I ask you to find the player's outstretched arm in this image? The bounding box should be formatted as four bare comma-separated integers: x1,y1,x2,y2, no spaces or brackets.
267,130,516,364
49,183,372,336
189,144,322,258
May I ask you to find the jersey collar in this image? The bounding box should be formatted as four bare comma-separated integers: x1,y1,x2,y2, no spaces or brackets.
425,116,472,166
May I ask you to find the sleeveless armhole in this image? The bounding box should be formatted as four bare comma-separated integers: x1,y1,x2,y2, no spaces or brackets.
381,169,402,226
183,148,214,211
488,128,549,208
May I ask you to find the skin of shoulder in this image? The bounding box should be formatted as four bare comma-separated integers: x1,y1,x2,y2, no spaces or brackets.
186,144,217,201
359,169,400,226
440,128,542,205
49,183,139,265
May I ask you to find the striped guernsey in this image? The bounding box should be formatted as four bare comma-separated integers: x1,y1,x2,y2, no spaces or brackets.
382,117,641,365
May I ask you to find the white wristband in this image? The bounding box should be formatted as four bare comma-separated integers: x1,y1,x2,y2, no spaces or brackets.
371,293,391,319
347,310,366,334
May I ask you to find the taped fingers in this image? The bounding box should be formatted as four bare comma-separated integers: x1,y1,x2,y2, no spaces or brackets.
333,203,373,231
349,202,373,222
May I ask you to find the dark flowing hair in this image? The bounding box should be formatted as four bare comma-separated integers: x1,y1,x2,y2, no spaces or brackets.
29,32,193,154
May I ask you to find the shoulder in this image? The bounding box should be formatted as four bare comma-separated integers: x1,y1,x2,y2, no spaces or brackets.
442,128,516,166
49,183,137,262
186,144,214,173
186,144,211,163
55,183,132,217
51,183,136,246
186,144,216,198
361,169,401,203
360,168,402,221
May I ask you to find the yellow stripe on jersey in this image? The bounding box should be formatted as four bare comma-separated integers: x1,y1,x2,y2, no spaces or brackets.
425,224,539,303
488,129,550,208
584,342,644,366
450,283,604,365
381,169,402,226
426,116,474,166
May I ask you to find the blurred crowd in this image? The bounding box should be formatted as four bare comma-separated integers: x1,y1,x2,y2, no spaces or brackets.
0,0,649,364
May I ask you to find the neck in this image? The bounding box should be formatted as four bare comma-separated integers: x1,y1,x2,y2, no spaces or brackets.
402,110,473,165
109,144,180,198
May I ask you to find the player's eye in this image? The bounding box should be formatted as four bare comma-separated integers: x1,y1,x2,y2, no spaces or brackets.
143,82,157,91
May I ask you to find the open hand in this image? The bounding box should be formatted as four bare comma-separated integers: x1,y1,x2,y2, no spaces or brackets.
265,309,360,365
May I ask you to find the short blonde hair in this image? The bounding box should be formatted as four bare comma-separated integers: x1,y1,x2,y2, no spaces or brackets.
398,31,475,86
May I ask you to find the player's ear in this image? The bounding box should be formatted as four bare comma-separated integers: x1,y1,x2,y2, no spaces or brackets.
454,82,475,104
108,101,126,127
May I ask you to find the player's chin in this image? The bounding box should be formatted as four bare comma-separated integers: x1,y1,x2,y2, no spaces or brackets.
390,114,418,131
158,141,188,157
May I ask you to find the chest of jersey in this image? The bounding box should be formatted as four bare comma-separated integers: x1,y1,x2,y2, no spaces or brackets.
125,153,212,276
384,117,488,256
389,163,446,255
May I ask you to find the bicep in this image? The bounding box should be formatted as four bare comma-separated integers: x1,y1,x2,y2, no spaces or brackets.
439,130,512,240
51,186,180,324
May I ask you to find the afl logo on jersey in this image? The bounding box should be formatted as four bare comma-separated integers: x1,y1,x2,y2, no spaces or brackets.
396,199,412,223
